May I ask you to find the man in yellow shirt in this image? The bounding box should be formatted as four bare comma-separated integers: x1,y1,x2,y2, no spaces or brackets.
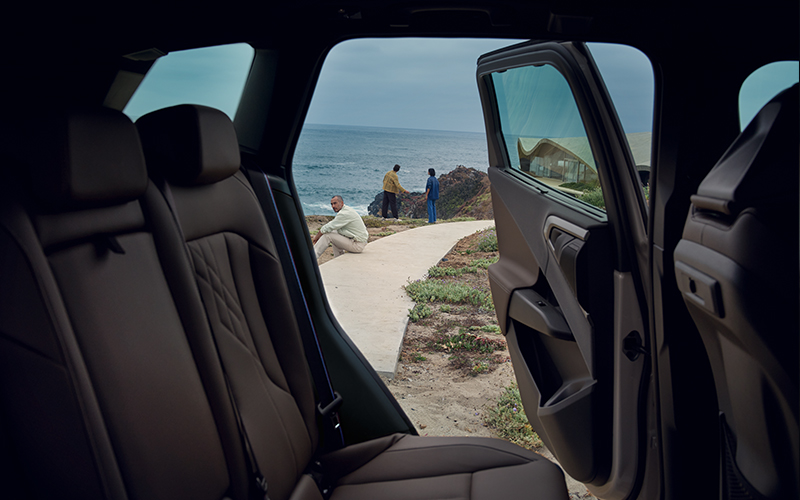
381,164,409,219
313,195,369,260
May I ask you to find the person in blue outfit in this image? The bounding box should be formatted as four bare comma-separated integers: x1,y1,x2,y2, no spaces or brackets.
425,168,440,223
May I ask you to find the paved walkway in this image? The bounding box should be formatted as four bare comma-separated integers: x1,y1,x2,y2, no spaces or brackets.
319,220,495,377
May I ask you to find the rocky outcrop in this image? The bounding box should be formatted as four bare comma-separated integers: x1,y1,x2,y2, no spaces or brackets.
368,165,493,220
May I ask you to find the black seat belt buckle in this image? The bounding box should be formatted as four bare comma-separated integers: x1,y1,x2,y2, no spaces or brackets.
317,391,343,428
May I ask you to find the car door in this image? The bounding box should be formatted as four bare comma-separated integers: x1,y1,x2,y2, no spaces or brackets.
477,41,652,498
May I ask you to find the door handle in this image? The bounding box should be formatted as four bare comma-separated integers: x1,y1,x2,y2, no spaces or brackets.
509,288,574,341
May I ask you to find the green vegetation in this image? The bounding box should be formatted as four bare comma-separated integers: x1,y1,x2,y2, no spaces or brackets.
426,256,498,278
408,303,432,322
405,280,494,310
579,188,606,209
410,353,427,363
362,216,387,228
430,329,505,354
484,384,543,450
470,361,490,375
559,180,600,191
477,228,498,252
469,325,501,334
375,231,396,237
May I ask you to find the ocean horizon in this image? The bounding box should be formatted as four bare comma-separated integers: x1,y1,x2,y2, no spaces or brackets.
293,123,491,216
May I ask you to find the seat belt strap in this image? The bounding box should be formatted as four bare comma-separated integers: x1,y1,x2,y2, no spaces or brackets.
242,163,345,451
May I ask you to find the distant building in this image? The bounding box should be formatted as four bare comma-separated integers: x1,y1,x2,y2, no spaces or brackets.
517,132,651,185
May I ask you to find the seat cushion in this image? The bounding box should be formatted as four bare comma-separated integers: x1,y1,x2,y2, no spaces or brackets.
324,434,568,500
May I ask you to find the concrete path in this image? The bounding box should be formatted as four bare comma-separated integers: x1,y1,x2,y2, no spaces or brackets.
319,220,495,377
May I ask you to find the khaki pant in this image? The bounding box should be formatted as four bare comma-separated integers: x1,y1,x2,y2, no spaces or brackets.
315,232,367,259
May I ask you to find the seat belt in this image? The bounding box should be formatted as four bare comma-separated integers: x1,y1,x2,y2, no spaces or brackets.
241,163,345,452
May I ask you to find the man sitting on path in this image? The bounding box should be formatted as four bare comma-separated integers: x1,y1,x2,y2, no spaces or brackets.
382,164,408,219
313,195,369,260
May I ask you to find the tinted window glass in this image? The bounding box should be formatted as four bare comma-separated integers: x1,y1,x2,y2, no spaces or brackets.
491,64,604,210
123,43,254,121
739,61,799,130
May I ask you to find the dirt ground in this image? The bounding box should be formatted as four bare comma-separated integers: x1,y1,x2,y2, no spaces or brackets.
309,217,516,438
307,216,597,499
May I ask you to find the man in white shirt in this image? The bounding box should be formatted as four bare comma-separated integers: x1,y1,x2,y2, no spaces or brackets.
313,195,369,260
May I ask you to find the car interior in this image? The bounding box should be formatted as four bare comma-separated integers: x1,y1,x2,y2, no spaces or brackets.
0,2,797,500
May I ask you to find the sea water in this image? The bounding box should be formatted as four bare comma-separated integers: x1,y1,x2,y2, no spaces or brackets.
293,124,490,215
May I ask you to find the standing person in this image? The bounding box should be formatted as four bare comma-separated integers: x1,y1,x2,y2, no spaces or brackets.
313,195,369,260
382,164,408,219
425,168,440,223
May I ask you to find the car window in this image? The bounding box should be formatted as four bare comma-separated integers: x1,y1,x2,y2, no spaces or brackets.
491,64,605,211
589,43,654,193
739,61,799,130
489,43,654,213
123,43,254,121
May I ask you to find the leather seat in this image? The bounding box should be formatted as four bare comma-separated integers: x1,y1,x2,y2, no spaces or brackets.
0,107,249,499
136,104,570,500
0,104,569,499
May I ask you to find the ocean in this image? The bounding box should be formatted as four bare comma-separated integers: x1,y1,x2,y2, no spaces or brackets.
293,124,491,215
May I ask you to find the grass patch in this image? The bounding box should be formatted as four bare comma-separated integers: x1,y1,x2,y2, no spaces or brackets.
471,257,498,269
408,303,432,322
484,384,543,450
410,353,427,363
362,217,387,228
476,228,498,252
439,305,451,313
426,256,498,278
375,231,396,237
430,329,505,354
559,181,600,191
579,188,606,209
469,325,501,334
470,361,490,375
405,280,494,310
449,216,477,222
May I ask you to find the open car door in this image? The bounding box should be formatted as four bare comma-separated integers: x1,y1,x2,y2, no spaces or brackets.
477,41,652,499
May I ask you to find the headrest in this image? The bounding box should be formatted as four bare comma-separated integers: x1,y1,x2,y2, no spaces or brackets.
18,107,148,210
136,105,241,186
692,83,798,216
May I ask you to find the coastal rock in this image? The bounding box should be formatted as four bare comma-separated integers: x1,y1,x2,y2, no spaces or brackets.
367,165,493,220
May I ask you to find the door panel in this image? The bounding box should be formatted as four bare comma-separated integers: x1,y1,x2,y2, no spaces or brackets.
478,41,648,496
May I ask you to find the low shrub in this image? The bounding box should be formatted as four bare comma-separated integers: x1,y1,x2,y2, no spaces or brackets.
431,329,505,354
408,303,432,322
476,228,498,252
484,384,543,450
579,188,606,209
405,280,493,310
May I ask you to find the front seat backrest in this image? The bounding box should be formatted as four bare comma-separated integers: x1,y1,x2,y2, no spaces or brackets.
674,84,799,500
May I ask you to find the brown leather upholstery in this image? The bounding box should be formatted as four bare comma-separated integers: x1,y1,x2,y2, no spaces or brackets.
0,108,247,500
0,103,569,499
25,107,148,209
137,104,569,500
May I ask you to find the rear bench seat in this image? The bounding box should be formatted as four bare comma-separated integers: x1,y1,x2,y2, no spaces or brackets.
0,105,569,500
0,107,249,500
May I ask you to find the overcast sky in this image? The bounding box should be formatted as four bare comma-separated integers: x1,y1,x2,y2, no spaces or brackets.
126,38,796,133
305,38,656,134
